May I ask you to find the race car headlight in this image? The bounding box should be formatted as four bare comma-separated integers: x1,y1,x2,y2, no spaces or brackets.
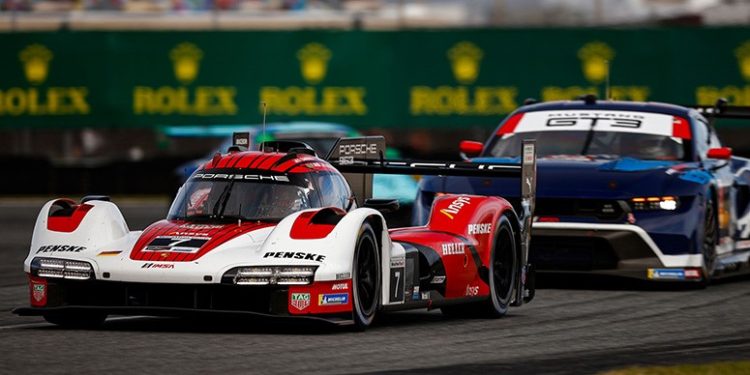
631,196,679,211
229,266,316,286
31,257,94,280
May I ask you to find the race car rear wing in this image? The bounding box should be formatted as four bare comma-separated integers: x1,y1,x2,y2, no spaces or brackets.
692,103,750,119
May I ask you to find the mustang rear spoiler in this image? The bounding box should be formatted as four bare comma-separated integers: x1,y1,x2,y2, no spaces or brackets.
326,136,537,304
691,103,750,119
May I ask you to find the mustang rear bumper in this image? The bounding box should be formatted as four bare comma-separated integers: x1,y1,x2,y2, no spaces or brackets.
530,222,704,281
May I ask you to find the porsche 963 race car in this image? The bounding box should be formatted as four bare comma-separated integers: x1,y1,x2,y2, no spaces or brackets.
15,135,537,330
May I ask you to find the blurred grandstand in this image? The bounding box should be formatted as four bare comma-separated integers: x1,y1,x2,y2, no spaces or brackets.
1,0,749,30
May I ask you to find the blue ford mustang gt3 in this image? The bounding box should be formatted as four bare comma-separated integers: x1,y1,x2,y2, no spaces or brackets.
415,98,750,284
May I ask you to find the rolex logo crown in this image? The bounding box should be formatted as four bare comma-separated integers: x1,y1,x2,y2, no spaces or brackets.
578,41,615,84
297,43,332,84
447,41,483,85
19,44,53,85
735,41,750,81
170,42,203,85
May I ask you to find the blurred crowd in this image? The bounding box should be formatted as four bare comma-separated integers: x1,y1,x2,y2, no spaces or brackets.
0,0,371,12
2,0,748,28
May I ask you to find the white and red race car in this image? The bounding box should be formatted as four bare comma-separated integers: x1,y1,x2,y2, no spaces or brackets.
15,135,537,330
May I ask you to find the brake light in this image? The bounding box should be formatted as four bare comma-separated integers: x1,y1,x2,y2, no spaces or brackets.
672,116,691,139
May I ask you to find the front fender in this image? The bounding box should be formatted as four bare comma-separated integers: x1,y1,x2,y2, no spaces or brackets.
260,207,389,282
25,199,130,273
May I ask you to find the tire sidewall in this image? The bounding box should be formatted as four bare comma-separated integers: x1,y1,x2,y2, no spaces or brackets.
352,222,380,329
487,215,516,317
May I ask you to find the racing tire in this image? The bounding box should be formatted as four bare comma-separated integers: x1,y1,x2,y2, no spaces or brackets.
481,215,517,317
441,215,517,318
43,311,107,329
351,222,380,330
700,194,718,286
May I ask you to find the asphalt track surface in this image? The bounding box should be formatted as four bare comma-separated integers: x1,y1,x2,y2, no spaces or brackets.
1,200,750,374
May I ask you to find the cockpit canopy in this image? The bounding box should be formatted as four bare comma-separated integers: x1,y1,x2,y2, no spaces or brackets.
168,166,352,222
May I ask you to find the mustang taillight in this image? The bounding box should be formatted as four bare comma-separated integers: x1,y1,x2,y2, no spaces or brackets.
31,257,93,280
631,196,679,211
231,266,316,286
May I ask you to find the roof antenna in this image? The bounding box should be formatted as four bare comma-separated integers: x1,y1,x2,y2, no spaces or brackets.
261,101,268,153
605,60,611,100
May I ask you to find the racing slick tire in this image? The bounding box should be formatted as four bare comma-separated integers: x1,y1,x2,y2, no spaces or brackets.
483,214,517,317
441,215,517,318
43,311,107,329
351,222,381,330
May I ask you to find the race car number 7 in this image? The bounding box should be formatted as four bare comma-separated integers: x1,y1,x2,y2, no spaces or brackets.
389,268,404,302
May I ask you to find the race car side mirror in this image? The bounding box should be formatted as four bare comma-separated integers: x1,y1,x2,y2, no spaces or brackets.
459,140,483,159
707,147,732,160
363,198,400,214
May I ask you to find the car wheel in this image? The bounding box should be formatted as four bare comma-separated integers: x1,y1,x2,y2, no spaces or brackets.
352,223,380,330
43,311,107,328
701,194,718,283
441,215,516,318
483,215,517,317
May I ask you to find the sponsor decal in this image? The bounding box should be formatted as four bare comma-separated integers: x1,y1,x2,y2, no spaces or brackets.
263,252,326,262
410,41,518,116
331,283,348,291
339,143,378,156
467,223,492,235
542,41,649,102
647,268,701,280
390,257,405,268
441,242,465,256
260,43,368,117
696,40,750,106
336,272,351,280
291,292,311,311
192,173,290,182
37,245,86,253
431,275,446,284
319,293,348,306
440,196,471,220
411,286,420,301
144,236,208,253
179,223,224,230
736,240,750,250
465,285,479,296
1,44,91,117
133,42,238,117
32,283,46,303
97,250,122,257
421,291,430,300
141,263,175,269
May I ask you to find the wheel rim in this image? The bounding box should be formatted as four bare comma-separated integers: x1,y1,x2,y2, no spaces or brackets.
356,235,378,316
492,225,514,303
703,199,717,272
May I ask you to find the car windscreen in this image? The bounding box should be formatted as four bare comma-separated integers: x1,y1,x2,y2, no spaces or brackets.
168,171,317,222
486,110,692,161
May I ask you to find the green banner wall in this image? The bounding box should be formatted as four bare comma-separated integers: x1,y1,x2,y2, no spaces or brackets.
1,28,750,129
